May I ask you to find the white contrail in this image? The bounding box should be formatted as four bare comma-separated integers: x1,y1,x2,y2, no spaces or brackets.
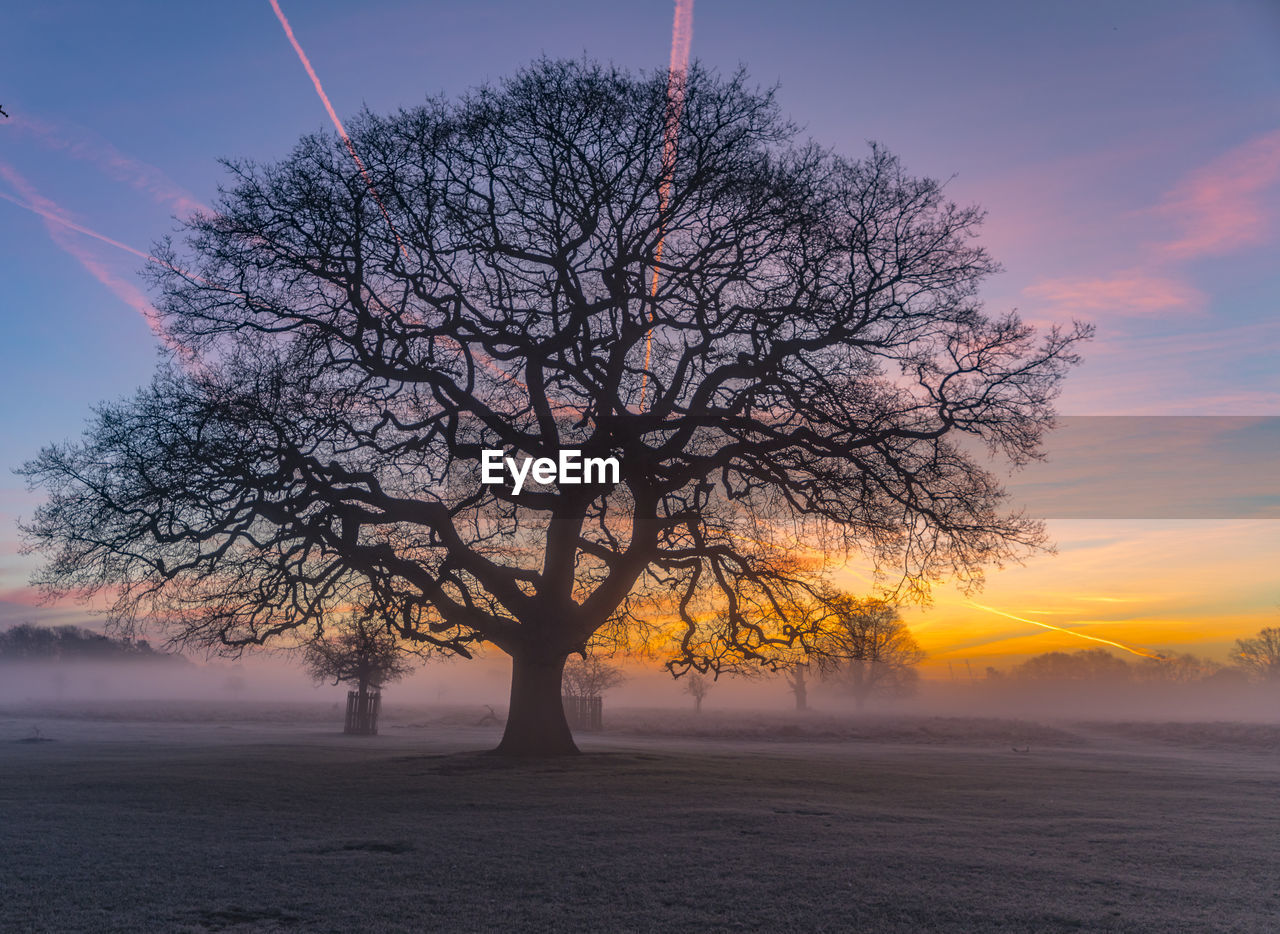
967,601,1164,659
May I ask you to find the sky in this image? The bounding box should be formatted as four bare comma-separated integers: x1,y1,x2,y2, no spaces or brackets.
0,0,1277,675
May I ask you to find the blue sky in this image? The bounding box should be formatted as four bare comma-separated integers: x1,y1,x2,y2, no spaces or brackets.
1,0,1277,659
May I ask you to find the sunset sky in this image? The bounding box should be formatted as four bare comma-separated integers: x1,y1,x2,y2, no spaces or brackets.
1,0,1276,673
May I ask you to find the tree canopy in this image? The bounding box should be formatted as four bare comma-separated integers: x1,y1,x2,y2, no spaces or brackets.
302,611,417,696
20,59,1088,753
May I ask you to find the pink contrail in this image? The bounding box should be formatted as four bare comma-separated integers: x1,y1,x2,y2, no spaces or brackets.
0,162,205,361
268,0,408,262
0,162,165,334
0,181,217,285
641,0,694,409
0,187,157,265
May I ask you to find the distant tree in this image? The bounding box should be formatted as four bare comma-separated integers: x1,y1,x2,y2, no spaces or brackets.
1012,648,1130,682
684,672,713,713
1233,628,1280,682
806,592,925,710
1135,653,1221,684
302,612,417,702
20,59,1089,755
782,664,811,712
562,654,626,700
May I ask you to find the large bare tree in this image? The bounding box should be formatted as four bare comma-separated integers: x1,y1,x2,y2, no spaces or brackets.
20,60,1088,754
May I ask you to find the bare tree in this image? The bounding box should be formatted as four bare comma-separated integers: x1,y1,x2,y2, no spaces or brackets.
19,59,1088,754
302,611,416,702
562,654,626,700
684,672,712,713
1234,628,1280,682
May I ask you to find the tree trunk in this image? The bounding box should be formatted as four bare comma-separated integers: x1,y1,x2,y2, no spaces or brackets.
495,652,579,756
694,695,703,714
792,666,808,711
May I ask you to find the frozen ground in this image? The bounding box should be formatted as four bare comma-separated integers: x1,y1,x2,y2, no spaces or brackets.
2,703,1279,932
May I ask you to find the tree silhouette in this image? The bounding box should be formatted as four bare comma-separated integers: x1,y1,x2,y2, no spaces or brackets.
302,611,416,701
1012,647,1131,683
0,623,182,663
20,60,1088,754
809,592,925,710
1234,627,1280,682
684,672,713,713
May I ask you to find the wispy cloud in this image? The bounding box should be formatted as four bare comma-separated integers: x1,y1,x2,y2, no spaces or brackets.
1155,128,1280,259
1021,129,1280,324
1024,270,1206,318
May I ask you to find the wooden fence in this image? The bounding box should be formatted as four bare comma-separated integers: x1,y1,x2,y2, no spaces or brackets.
345,690,382,735
562,694,603,732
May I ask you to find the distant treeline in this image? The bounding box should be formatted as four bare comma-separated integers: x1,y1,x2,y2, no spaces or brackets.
0,624,186,664
986,640,1277,687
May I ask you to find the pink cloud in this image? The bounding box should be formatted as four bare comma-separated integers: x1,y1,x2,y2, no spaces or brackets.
1155,128,1280,259
0,587,52,608
1023,270,1206,319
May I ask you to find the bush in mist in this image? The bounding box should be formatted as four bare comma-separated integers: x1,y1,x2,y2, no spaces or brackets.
1001,648,1234,685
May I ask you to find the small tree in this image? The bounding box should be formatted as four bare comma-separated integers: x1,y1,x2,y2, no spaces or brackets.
562,654,626,699
303,612,416,727
1234,627,1280,682
684,672,712,713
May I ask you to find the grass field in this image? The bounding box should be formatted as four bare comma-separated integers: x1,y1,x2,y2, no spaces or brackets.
3,704,1278,932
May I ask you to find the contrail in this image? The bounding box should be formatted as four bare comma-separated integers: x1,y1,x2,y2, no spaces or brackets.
3,113,208,217
640,0,694,409
0,162,191,353
0,188,159,265
267,0,408,262
967,600,1164,659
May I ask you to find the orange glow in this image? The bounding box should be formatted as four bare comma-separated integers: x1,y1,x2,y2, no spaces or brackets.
895,520,1279,673
965,601,1164,659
